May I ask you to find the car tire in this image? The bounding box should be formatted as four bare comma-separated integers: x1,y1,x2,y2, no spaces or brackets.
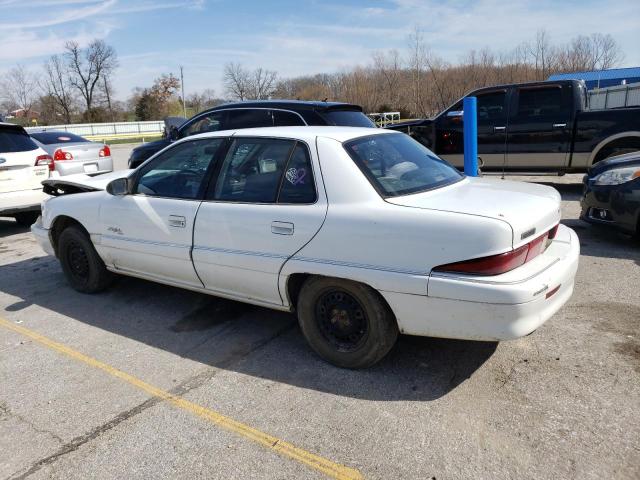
13,212,39,227
297,277,399,369
58,225,114,293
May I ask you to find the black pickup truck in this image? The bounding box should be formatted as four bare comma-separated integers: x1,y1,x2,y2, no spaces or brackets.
388,80,640,173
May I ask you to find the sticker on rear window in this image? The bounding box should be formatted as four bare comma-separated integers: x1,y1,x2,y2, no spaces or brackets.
57,136,71,141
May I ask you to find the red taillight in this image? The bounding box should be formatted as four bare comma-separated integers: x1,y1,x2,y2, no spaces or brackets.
433,224,560,276
99,145,111,157
54,149,73,161
35,154,53,169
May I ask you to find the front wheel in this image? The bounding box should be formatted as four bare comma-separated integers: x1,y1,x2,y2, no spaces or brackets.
58,225,114,293
297,277,398,369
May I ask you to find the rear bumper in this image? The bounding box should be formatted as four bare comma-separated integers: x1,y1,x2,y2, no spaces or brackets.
381,225,580,341
0,189,47,216
31,219,55,256
53,156,113,176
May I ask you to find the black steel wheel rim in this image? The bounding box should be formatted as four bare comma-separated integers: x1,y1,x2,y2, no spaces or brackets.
66,240,90,281
315,289,369,352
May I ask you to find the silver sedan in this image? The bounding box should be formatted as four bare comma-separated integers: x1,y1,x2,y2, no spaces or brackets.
30,131,113,176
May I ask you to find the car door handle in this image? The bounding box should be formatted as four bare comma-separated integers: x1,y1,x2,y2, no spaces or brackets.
553,123,567,128
493,126,506,132
271,221,294,235
168,215,186,228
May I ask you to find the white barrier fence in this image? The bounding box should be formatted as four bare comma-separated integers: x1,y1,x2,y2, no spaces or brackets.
588,82,640,109
25,121,164,139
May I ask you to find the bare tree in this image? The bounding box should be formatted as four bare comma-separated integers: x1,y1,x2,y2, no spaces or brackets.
558,33,624,72
223,63,251,100
248,67,278,99
43,55,74,124
1,65,39,116
373,49,402,109
525,29,559,80
65,39,118,121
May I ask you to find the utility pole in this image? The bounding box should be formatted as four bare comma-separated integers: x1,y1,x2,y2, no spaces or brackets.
180,66,187,117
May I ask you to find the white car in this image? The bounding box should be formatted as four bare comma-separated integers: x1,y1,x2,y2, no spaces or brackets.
0,123,51,226
32,127,579,368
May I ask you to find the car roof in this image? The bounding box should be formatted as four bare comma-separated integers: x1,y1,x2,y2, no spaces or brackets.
205,99,364,112
186,126,394,144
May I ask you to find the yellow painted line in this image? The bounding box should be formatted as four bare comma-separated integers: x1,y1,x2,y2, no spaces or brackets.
0,317,363,480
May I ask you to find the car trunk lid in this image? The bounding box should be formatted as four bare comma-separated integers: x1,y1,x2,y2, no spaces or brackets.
42,169,132,195
385,177,561,248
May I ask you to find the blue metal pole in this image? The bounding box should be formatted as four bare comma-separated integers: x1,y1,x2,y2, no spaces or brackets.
463,96,478,177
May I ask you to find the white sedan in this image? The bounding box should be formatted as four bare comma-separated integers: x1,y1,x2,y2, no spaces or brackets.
32,127,579,368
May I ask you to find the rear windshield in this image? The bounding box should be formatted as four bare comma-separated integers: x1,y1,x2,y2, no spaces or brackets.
320,110,375,127
0,129,38,153
344,133,463,197
31,132,88,144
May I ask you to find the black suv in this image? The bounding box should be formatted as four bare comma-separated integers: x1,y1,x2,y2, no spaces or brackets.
128,100,374,168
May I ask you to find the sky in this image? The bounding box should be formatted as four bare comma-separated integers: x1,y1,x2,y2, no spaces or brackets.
1,0,639,102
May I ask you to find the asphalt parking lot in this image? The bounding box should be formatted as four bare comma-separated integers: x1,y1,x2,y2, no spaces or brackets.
1,143,639,479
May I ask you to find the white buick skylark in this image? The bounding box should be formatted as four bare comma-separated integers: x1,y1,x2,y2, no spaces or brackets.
32,127,579,368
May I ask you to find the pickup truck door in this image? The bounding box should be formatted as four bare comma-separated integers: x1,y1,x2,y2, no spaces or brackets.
99,138,225,288
192,137,327,307
506,84,573,169
435,89,509,170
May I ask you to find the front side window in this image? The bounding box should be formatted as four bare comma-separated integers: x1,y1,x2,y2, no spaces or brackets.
182,112,226,137
476,91,507,121
212,137,315,203
344,133,463,197
135,138,224,199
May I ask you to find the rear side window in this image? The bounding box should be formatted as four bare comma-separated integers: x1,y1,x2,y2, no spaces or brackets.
0,129,38,153
278,144,316,203
182,111,226,137
211,138,315,204
226,109,274,129
273,110,306,126
319,110,375,127
31,132,88,144
516,87,565,118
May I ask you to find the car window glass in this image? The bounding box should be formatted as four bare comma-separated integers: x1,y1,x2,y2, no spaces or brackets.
344,133,463,197
516,87,565,118
273,110,306,126
31,132,88,144
182,112,226,137
135,138,224,199
226,109,274,129
213,138,295,203
0,129,38,153
278,144,316,203
476,91,507,121
319,110,375,127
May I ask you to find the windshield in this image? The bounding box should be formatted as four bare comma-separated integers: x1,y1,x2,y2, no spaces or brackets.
31,131,88,144
320,109,375,127
344,133,463,197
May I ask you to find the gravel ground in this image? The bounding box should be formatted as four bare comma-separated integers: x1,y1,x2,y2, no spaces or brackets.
0,144,638,479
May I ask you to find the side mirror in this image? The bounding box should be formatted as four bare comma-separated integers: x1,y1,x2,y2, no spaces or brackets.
169,126,180,141
106,177,130,196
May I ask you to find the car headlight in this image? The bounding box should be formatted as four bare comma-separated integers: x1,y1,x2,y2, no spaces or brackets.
593,166,640,185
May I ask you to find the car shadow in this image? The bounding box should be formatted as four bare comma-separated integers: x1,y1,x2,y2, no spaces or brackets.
0,255,497,401
0,218,30,238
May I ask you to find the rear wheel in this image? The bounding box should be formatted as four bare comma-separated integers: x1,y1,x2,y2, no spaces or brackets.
13,211,39,227
297,277,398,369
58,225,114,293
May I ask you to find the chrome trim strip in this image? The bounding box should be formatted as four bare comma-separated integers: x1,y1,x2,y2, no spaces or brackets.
102,234,191,249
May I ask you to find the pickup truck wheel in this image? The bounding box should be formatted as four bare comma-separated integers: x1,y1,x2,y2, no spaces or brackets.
297,277,398,369
13,212,39,227
58,226,114,293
